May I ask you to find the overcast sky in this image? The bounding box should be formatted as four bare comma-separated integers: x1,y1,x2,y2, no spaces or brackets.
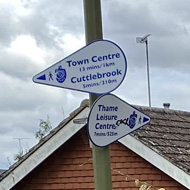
0,0,190,169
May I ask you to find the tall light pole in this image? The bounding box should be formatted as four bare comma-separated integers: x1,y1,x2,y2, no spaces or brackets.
136,34,152,107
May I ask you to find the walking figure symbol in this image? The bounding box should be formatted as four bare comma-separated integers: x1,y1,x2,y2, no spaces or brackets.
138,116,142,124
49,72,53,81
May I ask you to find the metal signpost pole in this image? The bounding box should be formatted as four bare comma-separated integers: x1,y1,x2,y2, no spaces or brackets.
83,0,112,190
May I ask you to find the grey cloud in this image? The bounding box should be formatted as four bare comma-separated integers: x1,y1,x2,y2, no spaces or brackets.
103,0,190,37
0,3,21,46
19,0,84,48
0,51,39,79
0,0,84,48
101,0,190,72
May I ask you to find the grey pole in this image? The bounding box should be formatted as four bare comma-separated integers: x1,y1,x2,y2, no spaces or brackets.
136,34,152,107
83,1,112,190
145,39,151,107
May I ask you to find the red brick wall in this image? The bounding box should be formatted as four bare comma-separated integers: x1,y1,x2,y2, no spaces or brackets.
12,128,187,190
110,143,187,190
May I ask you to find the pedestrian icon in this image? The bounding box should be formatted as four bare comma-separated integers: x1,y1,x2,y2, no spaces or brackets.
138,116,142,124
48,72,53,81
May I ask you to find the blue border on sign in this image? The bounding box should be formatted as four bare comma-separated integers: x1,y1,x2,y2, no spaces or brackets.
32,39,127,94
87,93,151,147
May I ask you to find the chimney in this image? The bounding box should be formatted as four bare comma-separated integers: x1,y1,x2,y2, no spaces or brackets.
163,103,170,109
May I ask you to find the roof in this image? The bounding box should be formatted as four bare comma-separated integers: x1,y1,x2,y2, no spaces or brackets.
1,99,190,189
0,170,5,177
0,99,90,190
119,106,190,188
133,106,190,174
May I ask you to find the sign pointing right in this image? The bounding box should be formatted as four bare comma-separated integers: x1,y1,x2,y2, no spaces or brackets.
88,94,150,147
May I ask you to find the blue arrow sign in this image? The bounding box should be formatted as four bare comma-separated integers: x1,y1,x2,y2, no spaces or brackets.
143,117,149,123
37,74,46,80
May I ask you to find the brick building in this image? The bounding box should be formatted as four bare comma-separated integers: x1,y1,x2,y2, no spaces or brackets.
0,99,190,190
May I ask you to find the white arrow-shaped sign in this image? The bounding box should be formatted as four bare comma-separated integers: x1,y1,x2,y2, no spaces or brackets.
33,40,127,94
88,94,150,147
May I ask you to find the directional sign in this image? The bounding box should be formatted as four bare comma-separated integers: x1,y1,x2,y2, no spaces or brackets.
33,40,127,94
88,94,150,147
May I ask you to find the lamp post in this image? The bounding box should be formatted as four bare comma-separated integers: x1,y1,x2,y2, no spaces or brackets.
136,34,152,107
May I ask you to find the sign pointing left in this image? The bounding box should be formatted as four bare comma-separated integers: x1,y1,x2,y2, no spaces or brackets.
33,40,127,94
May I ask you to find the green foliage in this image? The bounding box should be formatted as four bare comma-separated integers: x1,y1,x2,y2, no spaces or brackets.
14,150,24,162
35,115,52,141
13,116,52,163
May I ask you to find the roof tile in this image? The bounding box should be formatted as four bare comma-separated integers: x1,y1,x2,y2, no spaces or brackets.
133,106,190,174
